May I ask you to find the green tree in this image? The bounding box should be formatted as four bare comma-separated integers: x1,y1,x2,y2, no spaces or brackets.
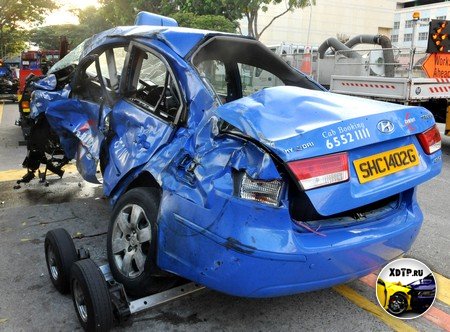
176,0,243,21
0,0,58,57
177,0,315,39
95,0,177,27
74,0,312,40
0,26,26,57
75,5,115,36
76,1,236,35
238,0,315,40
29,25,89,50
172,12,236,32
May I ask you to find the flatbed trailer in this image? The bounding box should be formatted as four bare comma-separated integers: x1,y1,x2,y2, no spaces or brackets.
330,76,450,102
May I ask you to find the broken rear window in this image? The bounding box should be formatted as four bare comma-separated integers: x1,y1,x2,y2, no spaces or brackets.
191,36,321,103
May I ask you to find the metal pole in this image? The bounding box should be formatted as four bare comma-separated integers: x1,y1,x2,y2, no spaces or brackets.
409,13,420,79
306,0,313,46
306,0,313,77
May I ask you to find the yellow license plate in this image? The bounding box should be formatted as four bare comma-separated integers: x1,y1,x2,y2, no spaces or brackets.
353,144,420,184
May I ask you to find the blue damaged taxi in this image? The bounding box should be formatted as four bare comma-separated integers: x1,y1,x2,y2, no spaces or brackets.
24,12,442,299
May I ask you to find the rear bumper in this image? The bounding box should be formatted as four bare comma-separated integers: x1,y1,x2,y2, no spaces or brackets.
158,189,423,298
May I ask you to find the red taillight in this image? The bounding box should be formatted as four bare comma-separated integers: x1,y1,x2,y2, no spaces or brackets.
417,125,441,154
288,152,349,190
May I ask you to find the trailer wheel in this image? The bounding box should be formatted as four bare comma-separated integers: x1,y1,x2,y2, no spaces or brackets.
71,259,113,332
45,228,78,294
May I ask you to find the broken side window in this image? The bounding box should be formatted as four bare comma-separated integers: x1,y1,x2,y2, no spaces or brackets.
77,45,128,103
191,36,323,104
197,60,227,103
126,48,182,123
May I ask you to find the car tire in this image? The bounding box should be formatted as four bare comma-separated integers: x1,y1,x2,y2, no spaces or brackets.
107,187,175,297
388,292,408,315
71,259,113,331
45,228,78,294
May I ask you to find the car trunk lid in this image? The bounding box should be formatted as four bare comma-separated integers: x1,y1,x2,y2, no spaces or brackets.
214,86,435,162
215,86,441,216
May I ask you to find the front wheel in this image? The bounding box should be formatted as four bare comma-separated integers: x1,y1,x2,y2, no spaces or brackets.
388,292,408,315
107,187,174,297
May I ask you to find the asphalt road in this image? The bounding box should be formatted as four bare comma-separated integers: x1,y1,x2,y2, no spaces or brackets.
0,101,449,331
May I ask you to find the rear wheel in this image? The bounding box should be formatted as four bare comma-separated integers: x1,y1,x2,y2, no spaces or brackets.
107,187,175,297
44,228,78,294
71,259,113,331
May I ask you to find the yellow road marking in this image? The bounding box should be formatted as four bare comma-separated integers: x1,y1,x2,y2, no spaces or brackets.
0,102,3,125
434,272,450,306
0,164,77,182
333,285,417,332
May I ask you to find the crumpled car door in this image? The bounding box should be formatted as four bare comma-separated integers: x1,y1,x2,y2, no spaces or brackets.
100,42,182,195
101,98,175,195
44,98,108,184
44,51,121,184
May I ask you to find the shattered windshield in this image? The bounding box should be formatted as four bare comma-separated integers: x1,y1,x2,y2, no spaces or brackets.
48,40,87,74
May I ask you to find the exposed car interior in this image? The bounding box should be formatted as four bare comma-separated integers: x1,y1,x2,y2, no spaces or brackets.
125,47,182,123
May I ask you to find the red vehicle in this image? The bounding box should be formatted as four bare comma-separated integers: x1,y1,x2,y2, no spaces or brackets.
18,50,59,96
17,37,69,138
17,50,60,138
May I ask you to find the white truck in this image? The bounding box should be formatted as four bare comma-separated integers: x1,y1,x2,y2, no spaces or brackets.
276,34,450,136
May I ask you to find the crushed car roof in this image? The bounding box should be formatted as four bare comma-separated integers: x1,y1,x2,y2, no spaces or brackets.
88,25,241,58
49,25,243,74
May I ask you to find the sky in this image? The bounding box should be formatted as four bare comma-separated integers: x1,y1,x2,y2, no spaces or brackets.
43,0,100,26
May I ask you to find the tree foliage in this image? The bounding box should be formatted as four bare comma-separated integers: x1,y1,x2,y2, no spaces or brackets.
172,12,236,32
0,0,58,57
0,0,58,29
29,25,88,50
176,0,243,22
28,5,119,51
96,0,177,27
3,0,315,58
241,0,315,40
175,0,315,39
75,6,115,36
0,26,26,57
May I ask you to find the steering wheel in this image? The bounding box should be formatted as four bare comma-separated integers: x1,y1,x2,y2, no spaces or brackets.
138,79,158,91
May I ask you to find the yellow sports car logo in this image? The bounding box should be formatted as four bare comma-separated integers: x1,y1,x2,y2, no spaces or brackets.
377,278,412,315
